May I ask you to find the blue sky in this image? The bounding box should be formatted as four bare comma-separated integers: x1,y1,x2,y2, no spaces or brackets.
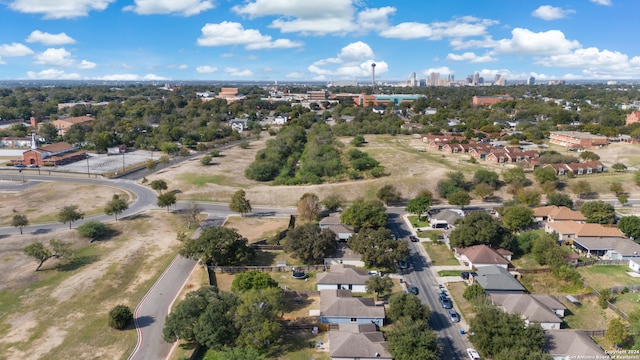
0,0,638,82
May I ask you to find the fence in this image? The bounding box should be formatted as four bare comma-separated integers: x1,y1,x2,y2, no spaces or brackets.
573,259,628,267
250,244,284,251
583,329,607,337
513,268,552,274
208,265,329,274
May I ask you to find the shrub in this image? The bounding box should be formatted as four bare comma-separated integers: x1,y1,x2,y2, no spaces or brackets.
239,141,250,149
108,305,133,330
210,149,220,157
77,220,109,240
201,155,212,166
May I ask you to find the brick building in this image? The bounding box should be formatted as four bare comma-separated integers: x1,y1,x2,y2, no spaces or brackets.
472,94,513,107
11,133,87,167
549,131,607,149
626,111,640,126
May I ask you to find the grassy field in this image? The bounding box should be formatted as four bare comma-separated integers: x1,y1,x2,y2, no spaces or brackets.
438,270,465,277
562,296,619,330
610,291,640,318
519,272,591,295
423,242,460,266
447,282,476,324
578,265,640,289
407,215,430,227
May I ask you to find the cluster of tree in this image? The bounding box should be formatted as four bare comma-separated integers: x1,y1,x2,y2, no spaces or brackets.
448,211,514,250
244,125,306,182
618,215,640,240
23,239,72,271
580,201,616,224
346,148,385,179
518,231,581,285
348,228,410,269
468,305,550,360
179,227,255,266
282,223,337,264
386,293,440,360
163,286,283,352
340,198,388,230
405,190,433,221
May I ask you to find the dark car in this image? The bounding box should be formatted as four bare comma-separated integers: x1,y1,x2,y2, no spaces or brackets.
461,272,470,280
440,296,453,309
409,235,419,242
408,285,419,295
14,164,26,168
397,259,409,270
448,309,460,322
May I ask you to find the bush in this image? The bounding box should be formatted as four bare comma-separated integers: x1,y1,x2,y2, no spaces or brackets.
239,141,250,149
108,305,133,330
598,289,612,309
77,220,109,240
210,149,220,157
201,155,212,166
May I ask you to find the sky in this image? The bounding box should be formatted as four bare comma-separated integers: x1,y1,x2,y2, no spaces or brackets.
0,0,638,83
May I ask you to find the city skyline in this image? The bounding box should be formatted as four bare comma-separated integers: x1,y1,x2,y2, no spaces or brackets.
0,0,638,82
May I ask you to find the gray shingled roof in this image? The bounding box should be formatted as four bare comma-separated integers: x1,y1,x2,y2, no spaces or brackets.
545,330,608,357
330,324,392,359
320,289,385,319
490,294,563,323
573,237,640,256
473,265,526,293
316,264,370,285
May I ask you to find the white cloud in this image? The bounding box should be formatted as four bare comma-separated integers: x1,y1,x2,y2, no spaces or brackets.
94,73,169,81
532,5,575,21
356,6,395,32
196,65,218,73
285,71,305,79
308,41,388,78
34,48,75,67
197,22,303,50
422,67,454,76
232,0,359,35
0,57,5,65
0,43,34,57
121,63,136,70
450,36,497,50
26,69,82,80
446,52,497,63
590,0,612,5
168,64,188,70
26,30,76,45
225,68,253,77
8,0,115,19
493,28,580,55
123,0,214,16
78,59,96,69
535,47,640,78
380,16,496,40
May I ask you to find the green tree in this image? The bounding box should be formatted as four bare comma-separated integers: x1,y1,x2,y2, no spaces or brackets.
377,184,402,205
546,192,574,208
297,192,321,221
180,227,255,266
619,193,629,205
502,167,527,187
193,291,241,350
283,223,337,264
387,318,439,360
606,318,627,347
610,182,624,196
611,163,627,172
108,305,133,330
11,214,28,234
23,239,72,271
533,166,557,185
157,192,177,212
365,275,394,300
234,288,283,350
405,194,432,221
598,289,612,309
201,155,212,166
447,190,471,208
57,205,84,229
473,169,500,189
473,183,494,200
229,189,252,217
463,283,485,301
348,228,409,269
572,180,593,199
515,188,541,206
145,159,157,170
150,179,168,193
203,347,263,360
231,271,279,293
77,220,108,241
449,211,514,249
580,201,616,224
322,193,344,212
619,216,640,240
579,151,600,161
340,198,387,230
351,134,365,147
387,292,431,322
104,194,128,220
501,205,534,231
531,233,562,266
39,122,59,141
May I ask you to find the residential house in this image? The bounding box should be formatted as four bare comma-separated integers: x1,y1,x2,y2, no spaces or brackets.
563,161,605,175
319,213,354,241
316,264,370,293
50,116,94,136
629,257,640,273
490,293,566,330
455,244,512,269
324,243,364,267
470,265,527,294
319,212,343,227
572,237,640,259
0,137,31,148
442,143,471,154
319,289,385,327
428,209,464,228
545,221,624,244
533,206,586,224
329,323,392,360
545,329,609,360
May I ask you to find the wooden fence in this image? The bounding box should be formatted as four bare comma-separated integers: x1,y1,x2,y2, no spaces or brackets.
208,265,329,274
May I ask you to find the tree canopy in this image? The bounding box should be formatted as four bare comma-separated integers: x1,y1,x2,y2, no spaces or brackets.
11,214,28,234
580,200,616,224
406,194,432,221
546,192,574,208
229,189,252,217
340,198,387,230
23,239,72,271
157,192,177,211
618,216,640,240
376,184,402,205
231,271,279,293
348,228,409,269
296,192,321,221
104,194,128,220
501,205,534,231
180,227,255,266
282,223,337,264
77,220,109,241
57,205,84,229
449,211,514,249
365,275,394,300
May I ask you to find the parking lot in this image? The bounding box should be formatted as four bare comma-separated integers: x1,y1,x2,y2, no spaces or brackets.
56,150,154,174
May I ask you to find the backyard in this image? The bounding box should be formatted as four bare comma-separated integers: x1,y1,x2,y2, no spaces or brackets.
577,265,640,289
423,242,460,266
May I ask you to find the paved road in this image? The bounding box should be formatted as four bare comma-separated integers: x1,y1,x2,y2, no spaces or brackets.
128,217,225,360
387,207,471,359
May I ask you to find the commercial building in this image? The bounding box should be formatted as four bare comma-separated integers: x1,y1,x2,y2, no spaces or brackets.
472,94,513,107
548,131,607,149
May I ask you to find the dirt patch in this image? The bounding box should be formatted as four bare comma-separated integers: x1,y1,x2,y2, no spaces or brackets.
223,216,290,243
4,326,67,360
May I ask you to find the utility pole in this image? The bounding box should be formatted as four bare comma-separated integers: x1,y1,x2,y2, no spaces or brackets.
86,156,90,178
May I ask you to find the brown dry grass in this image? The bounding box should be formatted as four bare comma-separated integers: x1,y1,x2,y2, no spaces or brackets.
224,216,290,243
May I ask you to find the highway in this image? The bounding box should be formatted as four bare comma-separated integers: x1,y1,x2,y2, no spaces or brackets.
387,207,472,359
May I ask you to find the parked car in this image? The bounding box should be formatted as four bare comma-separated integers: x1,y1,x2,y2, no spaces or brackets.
397,259,409,270
440,296,453,309
409,235,419,242
461,272,470,280
448,309,460,322
408,285,419,295
467,348,481,360
14,164,25,168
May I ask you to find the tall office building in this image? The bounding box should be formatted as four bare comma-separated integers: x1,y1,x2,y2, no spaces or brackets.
527,76,535,85
429,72,440,87
408,72,417,87
473,72,480,86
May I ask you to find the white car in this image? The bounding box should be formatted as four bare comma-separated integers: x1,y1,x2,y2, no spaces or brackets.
466,348,481,360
